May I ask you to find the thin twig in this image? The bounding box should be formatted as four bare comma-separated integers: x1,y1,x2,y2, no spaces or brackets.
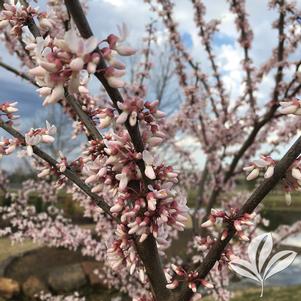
0,119,113,218
178,134,301,301
64,92,103,140
0,61,39,87
201,0,287,222
14,2,103,142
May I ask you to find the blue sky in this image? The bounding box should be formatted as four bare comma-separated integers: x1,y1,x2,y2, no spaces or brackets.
0,0,301,170
0,0,293,118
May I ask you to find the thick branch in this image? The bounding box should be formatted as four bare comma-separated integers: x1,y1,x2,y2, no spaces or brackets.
0,120,113,219
64,1,171,300
202,0,287,221
179,134,301,301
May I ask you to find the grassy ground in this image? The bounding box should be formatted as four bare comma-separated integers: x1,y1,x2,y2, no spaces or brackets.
202,285,301,301
0,189,300,300
263,191,301,208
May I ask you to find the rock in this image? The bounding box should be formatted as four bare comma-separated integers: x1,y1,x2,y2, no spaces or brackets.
47,264,87,293
81,261,103,286
22,276,48,298
0,277,20,299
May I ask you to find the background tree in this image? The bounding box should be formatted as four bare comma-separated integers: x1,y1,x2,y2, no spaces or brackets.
0,0,301,301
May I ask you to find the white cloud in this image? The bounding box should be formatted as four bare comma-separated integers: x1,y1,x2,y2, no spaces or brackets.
1,0,301,172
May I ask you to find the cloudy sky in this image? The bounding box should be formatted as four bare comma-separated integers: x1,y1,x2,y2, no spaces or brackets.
0,0,300,170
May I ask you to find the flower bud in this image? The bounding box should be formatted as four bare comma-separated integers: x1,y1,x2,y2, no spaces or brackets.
246,168,259,181
0,20,9,30
70,57,84,72
42,135,55,144
99,116,112,129
279,104,298,114
37,87,52,96
264,166,274,178
78,85,89,94
40,61,57,72
29,66,47,77
201,219,213,228
116,45,136,56
39,18,53,30
107,76,125,88
166,280,179,290
145,165,156,180
292,168,301,180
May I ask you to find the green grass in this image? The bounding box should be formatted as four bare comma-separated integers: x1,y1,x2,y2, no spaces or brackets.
203,285,301,301
263,192,301,208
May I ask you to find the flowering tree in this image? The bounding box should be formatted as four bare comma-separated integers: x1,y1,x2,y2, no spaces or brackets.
0,0,301,301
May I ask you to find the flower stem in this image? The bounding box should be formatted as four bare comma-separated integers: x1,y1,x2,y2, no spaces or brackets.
260,281,264,298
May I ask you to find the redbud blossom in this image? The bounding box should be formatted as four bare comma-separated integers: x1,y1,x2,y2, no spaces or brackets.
244,155,275,181
24,121,56,156
279,98,301,115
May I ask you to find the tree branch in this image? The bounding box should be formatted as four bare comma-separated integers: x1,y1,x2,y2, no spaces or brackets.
230,0,256,116
64,1,172,300
64,93,103,141
201,0,287,221
13,2,102,142
19,0,41,37
0,61,39,87
0,119,113,219
178,134,301,301
191,0,227,117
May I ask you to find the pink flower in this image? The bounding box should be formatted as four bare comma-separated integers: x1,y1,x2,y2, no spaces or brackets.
244,156,275,181
64,28,98,59
279,98,301,115
166,279,179,289
107,23,136,56
24,121,56,156
142,150,156,180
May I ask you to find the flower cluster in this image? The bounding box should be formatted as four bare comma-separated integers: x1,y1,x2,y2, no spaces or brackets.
166,264,214,294
201,208,256,241
101,23,136,88
244,155,301,205
279,98,301,115
0,1,54,36
84,132,187,240
243,155,275,180
25,121,56,156
82,96,188,278
106,224,148,282
38,291,85,301
29,29,99,105
0,137,21,159
0,2,51,36
282,158,301,205
0,101,19,122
